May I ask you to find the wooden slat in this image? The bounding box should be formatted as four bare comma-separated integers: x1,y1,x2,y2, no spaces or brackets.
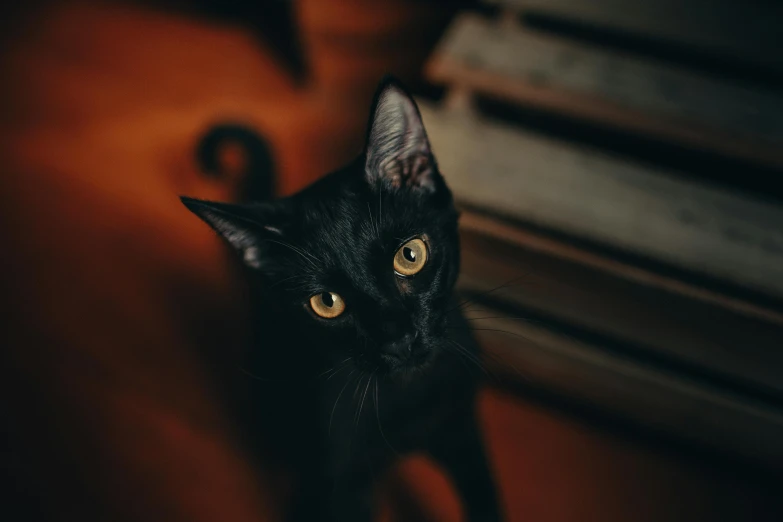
426,14,783,167
417,100,783,299
473,314,783,470
461,211,783,326
458,211,783,398
488,0,783,73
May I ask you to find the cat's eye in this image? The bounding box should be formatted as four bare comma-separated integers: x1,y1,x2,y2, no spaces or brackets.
393,238,428,277
309,292,346,319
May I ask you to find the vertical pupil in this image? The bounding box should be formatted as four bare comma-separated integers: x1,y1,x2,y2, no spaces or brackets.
322,292,334,307
403,247,416,262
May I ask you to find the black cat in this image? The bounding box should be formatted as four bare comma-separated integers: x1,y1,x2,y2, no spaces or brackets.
182,77,502,522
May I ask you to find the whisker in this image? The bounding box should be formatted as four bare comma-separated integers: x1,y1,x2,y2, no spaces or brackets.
463,315,538,322
374,377,397,455
447,338,481,364
325,364,349,381
449,323,542,384
378,187,383,233
447,343,474,374
367,202,379,239
465,324,587,371
460,327,542,341
263,238,320,270
448,316,546,332
481,349,532,383
449,325,550,354
320,357,352,379
320,357,351,375
329,370,355,435
449,273,537,314
321,366,341,380
352,374,363,400
446,339,494,382
269,274,307,288
355,373,373,428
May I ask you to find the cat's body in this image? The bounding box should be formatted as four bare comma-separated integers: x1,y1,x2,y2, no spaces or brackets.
183,78,502,522
249,307,490,522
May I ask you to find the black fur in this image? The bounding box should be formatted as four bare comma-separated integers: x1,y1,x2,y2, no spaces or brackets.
182,77,502,522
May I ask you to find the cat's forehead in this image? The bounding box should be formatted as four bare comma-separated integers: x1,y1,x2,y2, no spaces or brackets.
299,193,386,253
276,169,454,274
283,190,406,274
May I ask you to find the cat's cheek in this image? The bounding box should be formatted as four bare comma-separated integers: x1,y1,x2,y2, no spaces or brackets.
396,278,414,295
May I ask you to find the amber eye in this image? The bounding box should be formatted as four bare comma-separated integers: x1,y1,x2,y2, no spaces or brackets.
393,238,428,277
309,292,346,319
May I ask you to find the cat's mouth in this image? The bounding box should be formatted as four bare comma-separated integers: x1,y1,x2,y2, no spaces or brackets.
380,338,433,375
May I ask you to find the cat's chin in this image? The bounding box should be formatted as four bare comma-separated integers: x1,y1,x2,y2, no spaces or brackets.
382,350,435,378
385,363,429,381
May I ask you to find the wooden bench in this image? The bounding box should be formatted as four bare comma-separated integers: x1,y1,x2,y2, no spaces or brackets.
487,0,783,75
454,211,783,470
422,0,783,471
427,12,783,168
420,101,783,299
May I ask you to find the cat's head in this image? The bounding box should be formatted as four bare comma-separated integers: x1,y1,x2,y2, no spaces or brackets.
182,78,459,378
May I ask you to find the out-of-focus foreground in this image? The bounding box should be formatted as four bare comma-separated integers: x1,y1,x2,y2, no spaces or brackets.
1,1,782,521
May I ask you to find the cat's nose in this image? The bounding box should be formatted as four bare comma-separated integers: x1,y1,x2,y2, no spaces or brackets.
380,332,416,362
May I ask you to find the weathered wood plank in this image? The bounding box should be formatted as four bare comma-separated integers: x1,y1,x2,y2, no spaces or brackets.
426,14,783,167
488,0,783,73
458,211,783,398
417,100,783,298
473,313,783,470
460,211,783,326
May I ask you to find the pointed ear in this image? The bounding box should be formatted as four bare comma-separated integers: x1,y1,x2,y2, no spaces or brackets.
364,77,438,192
180,196,281,269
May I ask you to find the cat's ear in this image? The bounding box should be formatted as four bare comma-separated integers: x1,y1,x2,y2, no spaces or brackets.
364,77,437,192
180,196,281,269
